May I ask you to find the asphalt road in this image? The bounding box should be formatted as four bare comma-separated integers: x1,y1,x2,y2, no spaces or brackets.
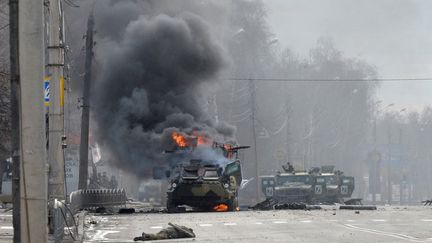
84,205,432,243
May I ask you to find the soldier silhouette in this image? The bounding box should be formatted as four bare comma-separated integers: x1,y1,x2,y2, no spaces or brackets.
282,162,294,173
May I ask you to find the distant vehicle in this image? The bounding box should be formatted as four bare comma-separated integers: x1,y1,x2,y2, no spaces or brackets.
262,171,313,203
163,135,249,212
261,164,356,204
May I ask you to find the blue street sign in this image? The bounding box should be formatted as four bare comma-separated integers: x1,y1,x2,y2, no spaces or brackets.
44,77,50,106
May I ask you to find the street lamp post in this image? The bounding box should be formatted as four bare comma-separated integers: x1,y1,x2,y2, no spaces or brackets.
372,100,382,204
384,104,395,205
398,108,406,205
373,103,393,204
386,105,405,205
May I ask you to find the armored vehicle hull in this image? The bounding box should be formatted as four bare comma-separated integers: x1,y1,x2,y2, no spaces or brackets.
261,166,356,205
167,181,238,211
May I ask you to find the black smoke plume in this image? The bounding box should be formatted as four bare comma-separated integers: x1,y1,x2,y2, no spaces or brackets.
93,4,235,176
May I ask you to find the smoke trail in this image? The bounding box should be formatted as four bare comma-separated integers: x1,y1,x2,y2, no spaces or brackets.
93,4,235,176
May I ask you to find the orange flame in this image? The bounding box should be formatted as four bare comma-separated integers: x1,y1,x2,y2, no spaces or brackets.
213,203,229,212
193,131,213,147
197,136,212,146
224,144,234,158
172,132,188,147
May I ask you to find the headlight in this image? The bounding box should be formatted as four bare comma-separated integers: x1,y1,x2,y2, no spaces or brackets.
223,183,229,188
171,183,177,188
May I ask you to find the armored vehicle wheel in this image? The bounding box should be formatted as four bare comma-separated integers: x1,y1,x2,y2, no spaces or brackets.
166,193,177,213
227,199,239,212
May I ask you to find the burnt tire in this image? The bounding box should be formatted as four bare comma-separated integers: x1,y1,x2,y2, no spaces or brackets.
227,199,238,212
166,193,177,213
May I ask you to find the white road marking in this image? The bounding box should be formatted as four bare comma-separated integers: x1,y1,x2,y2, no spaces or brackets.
343,224,423,242
372,219,387,222
150,226,163,229
199,224,213,227
1,226,13,230
254,222,263,225
273,221,288,224
99,227,127,230
0,215,12,217
224,222,237,226
421,219,432,222
91,230,119,241
346,220,355,222
300,220,312,223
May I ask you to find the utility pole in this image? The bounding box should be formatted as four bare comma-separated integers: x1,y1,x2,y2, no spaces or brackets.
47,0,66,201
248,79,259,202
79,13,94,190
9,0,20,241
387,125,392,204
19,0,48,241
372,115,377,204
285,86,291,164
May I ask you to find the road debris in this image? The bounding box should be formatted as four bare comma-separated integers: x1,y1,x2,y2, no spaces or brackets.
339,205,377,210
133,222,195,241
249,198,278,210
250,198,321,211
138,208,167,214
118,208,135,214
88,220,97,225
421,200,432,206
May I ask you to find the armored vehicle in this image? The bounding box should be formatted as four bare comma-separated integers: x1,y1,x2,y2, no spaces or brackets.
313,173,341,203
261,164,356,204
166,143,248,212
262,172,313,203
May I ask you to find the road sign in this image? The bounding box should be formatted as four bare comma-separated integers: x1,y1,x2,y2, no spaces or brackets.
44,76,50,106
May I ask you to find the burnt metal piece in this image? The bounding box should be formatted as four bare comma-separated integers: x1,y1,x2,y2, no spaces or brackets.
249,198,278,210
339,205,377,210
118,208,135,214
422,200,432,206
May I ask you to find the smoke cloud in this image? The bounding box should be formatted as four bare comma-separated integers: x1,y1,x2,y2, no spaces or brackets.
93,3,235,176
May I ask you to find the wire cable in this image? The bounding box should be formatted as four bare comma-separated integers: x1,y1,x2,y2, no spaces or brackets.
56,200,79,236
59,206,77,241
228,77,432,82
0,23,9,31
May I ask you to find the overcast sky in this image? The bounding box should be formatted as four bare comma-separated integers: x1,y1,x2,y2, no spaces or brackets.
266,0,432,112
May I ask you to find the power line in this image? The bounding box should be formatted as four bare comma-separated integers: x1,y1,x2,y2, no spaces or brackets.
0,23,9,31
228,77,432,82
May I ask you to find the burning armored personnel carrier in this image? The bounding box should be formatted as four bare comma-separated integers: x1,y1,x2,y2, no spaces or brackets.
261,164,356,204
165,132,249,212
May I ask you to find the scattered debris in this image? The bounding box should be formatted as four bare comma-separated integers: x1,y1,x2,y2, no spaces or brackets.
306,205,322,210
250,198,321,211
355,210,360,214
275,202,307,210
95,207,106,214
249,198,278,210
344,198,363,205
133,222,195,241
339,205,376,210
88,220,97,225
138,208,167,214
118,208,135,214
421,200,432,206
